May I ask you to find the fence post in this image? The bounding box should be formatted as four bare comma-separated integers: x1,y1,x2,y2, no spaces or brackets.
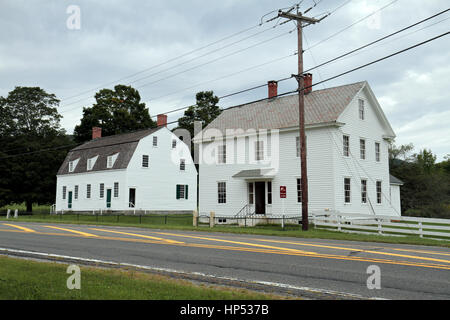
193,210,198,227
14,209,18,218
337,215,341,231
282,215,285,230
210,211,215,228
378,219,382,235
6,209,10,219
164,215,167,225
419,221,423,238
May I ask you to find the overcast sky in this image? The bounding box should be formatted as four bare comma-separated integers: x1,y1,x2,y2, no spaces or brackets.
1,0,449,160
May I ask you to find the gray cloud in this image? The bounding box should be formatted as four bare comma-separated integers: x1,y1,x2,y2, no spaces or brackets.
1,0,449,160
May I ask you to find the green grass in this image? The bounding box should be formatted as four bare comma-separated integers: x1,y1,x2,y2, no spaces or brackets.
0,256,283,300
1,213,449,248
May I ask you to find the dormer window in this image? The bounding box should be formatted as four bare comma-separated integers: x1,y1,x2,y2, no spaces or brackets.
107,153,119,169
68,158,79,173
87,155,98,171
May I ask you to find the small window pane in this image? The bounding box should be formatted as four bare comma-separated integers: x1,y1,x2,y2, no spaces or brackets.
376,181,382,204
218,182,226,203
100,183,104,198
375,142,380,162
344,178,351,203
87,184,91,199
343,135,349,157
142,155,149,167
74,185,78,200
360,139,366,160
114,182,119,198
361,179,367,203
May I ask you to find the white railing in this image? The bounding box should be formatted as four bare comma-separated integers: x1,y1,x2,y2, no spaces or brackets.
310,211,450,240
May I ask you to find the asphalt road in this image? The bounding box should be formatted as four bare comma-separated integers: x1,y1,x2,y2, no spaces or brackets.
0,221,449,299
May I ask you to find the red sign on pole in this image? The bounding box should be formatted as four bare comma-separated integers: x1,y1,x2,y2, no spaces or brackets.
280,186,286,198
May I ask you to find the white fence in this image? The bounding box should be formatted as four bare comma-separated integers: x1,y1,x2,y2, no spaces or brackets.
310,211,450,240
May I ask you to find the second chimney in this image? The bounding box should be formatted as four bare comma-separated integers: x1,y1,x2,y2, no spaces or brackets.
268,80,278,99
157,114,167,127
304,73,312,94
92,127,102,140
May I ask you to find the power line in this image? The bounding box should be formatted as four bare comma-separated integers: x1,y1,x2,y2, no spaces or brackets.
4,30,449,159
58,27,297,112
303,8,450,74
305,0,399,52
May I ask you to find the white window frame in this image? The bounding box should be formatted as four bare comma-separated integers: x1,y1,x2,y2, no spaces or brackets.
344,177,351,204
361,179,367,204
376,180,382,204
114,182,119,198
107,153,119,169
87,156,98,171
142,155,149,168
62,186,67,200
343,135,350,157
74,185,79,200
248,182,254,205
359,99,365,120
218,182,226,204
375,142,381,162
360,138,366,160
180,159,186,171
218,144,226,164
86,184,91,199
99,183,105,199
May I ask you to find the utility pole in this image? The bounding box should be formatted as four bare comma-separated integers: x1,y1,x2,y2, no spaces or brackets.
278,5,320,231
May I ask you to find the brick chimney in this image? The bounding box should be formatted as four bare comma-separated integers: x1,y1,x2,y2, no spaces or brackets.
157,114,167,127
268,80,278,99
92,127,102,140
304,73,312,94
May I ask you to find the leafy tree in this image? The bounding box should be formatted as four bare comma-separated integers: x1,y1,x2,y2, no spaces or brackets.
0,87,73,212
177,91,221,138
73,85,156,143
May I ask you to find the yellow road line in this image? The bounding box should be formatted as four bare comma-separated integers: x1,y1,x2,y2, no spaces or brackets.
42,225,98,237
3,224,35,233
252,238,450,265
89,228,184,244
390,248,450,257
152,232,317,255
0,227,449,270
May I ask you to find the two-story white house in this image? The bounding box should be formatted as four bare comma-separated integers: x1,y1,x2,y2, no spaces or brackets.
55,115,197,214
193,79,402,219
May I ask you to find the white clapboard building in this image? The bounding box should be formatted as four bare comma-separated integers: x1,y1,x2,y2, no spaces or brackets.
55,115,197,214
194,78,403,218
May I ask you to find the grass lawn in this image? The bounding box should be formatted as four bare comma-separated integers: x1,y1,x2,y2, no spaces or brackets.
1,213,449,248
0,255,283,300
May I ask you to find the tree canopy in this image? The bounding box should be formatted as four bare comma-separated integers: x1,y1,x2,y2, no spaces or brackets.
177,91,222,138
73,85,156,143
0,87,73,212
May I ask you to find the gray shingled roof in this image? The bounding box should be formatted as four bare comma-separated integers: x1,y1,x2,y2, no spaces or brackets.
389,174,404,185
203,81,366,133
232,168,276,178
57,127,162,175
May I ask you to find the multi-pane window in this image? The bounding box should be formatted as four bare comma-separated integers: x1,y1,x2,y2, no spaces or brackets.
176,184,188,199
142,155,149,168
360,139,366,160
114,182,119,198
218,182,226,203
344,178,351,203
172,139,177,149
359,99,365,120
375,142,380,162
153,136,158,147
107,156,113,168
297,178,302,203
74,185,78,200
99,183,104,198
180,159,185,171
255,141,264,161
376,181,382,204
343,135,350,156
218,144,226,164
86,184,91,199
267,181,272,205
361,179,367,203
69,161,74,172
248,182,254,204
62,186,67,200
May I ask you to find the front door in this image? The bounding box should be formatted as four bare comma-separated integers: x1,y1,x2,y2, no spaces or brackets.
255,182,265,215
68,191,72,209
106,189,112,208
129,188,136,208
